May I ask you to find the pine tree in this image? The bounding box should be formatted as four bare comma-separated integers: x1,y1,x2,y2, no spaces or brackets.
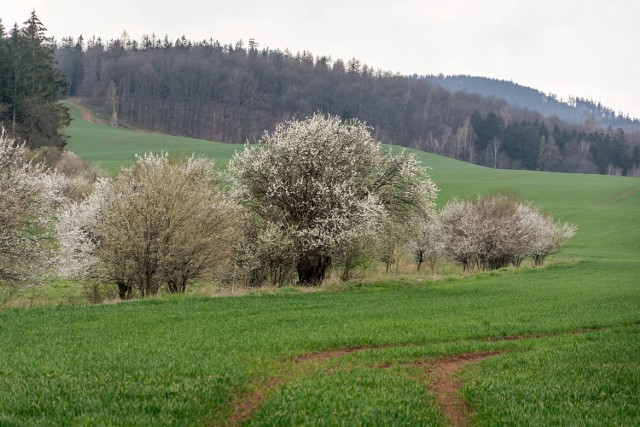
538,136,562,171
0,19,8,120
0,11,70,149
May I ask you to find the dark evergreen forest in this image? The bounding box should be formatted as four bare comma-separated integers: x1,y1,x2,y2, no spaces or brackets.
47,32,640,176
0,12,70,149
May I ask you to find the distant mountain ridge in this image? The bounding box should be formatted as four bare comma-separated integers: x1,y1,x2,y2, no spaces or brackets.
425,75,640,133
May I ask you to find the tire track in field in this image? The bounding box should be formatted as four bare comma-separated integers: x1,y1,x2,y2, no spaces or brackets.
423,351,503,427
593,187,640,206
227,328,602,425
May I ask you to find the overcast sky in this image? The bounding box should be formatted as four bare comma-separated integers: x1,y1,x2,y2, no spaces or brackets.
4,1,639,118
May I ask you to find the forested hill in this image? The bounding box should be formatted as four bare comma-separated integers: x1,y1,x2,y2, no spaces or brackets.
425,75,640,133
54,35,640,176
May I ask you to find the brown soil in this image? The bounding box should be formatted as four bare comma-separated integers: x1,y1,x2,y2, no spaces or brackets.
613,188,640,203
73,99,103,125
227,328,600,425
426,351,503,427
229,377,284,423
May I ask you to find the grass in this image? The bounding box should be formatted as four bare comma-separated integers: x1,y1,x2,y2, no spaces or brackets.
0,101,637,425
462,327,640,426
63,99,239,172
247,368,446,426
1,281,637,425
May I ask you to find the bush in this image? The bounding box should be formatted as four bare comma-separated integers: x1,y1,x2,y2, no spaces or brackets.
441,193,575,271
0,130,62,289
58,153,240,298
230,114,437,285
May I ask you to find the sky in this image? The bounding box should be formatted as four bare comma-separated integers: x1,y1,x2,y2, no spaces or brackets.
4,1,640,118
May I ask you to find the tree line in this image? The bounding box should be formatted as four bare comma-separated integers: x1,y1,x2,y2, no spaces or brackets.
52,30,640,176
2,115,575,300
426,75,640,133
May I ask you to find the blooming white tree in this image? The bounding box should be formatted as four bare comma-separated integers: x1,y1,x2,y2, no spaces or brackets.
0,130,62,289
56,179,109,281
441,193,576,271
518,203,576,266
409,211,446,274
441,198,479,271
57,153,240,298
230,113,438,285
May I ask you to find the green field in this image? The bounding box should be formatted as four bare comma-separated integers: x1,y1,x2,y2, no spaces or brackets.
1,102,638,425
63,100,239,171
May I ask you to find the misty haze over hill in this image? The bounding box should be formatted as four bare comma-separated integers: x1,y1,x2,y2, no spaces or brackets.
425,75,640,133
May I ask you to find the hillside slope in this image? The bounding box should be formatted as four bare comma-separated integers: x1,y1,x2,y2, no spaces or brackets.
66,99,640,263
55,40,640,175
64,100,238,171
426,75,640,132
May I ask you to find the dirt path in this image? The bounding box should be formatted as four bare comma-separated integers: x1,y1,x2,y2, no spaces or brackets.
81,108,97,124
75,100,100,124
229,350,503,426
229,377,285,423
228,328,600,425
426,351,502,427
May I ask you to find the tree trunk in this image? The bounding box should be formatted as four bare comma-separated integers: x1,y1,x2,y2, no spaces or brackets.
297,253,331,286
415,250,424,271
117,281,133,299
533,255,545,267
429,256,437,276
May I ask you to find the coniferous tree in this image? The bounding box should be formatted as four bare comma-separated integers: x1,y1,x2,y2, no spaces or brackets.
0,19,8,120
0,11,70,149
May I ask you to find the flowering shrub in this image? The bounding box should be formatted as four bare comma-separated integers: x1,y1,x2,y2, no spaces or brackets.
408,211,446,274
230,114,438,285
0,130,63,289
57,153,239,297
441,193,576,271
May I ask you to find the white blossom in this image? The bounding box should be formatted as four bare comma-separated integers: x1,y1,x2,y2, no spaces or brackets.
56,153,239,297
441,193,576,271
408,211,446,274
0,130,63,288
229,113,438,284
56,179,110,280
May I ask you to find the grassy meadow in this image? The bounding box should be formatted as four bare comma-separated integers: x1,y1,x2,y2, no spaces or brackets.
63,100,239,171
0,101,638,425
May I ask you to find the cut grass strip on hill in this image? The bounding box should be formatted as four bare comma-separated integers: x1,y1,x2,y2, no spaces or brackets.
63,99,239,172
